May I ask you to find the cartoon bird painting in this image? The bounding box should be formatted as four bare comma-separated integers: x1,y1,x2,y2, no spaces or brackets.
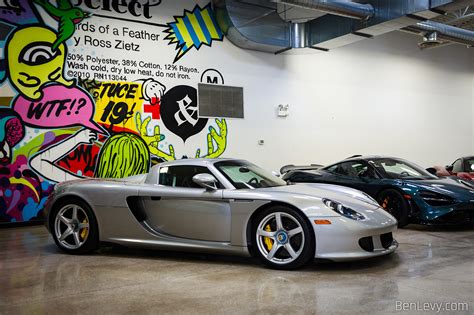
33,0,90,51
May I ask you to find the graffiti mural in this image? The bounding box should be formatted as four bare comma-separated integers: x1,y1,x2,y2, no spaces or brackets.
0,0,230,224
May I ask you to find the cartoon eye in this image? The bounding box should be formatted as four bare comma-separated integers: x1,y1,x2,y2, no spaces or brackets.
19,42,60,66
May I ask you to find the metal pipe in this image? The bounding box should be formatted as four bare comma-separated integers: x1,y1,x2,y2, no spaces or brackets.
290,23,309,48
415,20,474,43
272,0,375,20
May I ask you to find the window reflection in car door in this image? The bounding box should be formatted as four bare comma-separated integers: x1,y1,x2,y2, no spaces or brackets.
140,165,231,242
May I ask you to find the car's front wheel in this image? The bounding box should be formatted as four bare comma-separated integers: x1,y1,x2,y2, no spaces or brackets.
377,189,409,227
51,199,99,254
252,206,315,270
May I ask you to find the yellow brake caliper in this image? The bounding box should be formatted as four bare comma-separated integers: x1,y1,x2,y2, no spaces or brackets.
264,224,273,251
382,197,389,209
80,218,89,240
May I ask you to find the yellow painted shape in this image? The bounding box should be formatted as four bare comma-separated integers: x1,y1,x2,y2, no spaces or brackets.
187,12,209,45
93,81,143,133
9,177,40,201
201,9,219,39
7,26,74,100
175,17,193,47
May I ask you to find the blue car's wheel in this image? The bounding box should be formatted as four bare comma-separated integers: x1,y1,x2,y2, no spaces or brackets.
377,189,409,227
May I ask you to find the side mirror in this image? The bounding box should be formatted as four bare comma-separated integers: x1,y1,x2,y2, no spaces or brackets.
445,165,453,172
426,167,437,175
192,173,218,190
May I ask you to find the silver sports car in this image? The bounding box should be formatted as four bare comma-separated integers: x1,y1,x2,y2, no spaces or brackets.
44,158,398,269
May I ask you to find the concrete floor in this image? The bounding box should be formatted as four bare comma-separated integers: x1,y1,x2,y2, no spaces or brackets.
0,225,472,315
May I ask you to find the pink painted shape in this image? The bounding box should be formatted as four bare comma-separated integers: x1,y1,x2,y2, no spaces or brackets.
13,84,106,134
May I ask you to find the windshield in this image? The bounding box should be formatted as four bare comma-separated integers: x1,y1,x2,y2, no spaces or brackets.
214,160,286,189
369,158,436,180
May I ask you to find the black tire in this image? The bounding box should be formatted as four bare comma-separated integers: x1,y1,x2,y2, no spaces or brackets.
50,198,99,254
377,189,409,228
251,206,315,270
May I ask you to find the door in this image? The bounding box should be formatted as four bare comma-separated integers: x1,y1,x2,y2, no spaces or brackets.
139,165,231,242
324,161,381,195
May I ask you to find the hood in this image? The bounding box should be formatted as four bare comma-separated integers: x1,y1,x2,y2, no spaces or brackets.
259,183,380,210
256,183,395,224
404,177,474,200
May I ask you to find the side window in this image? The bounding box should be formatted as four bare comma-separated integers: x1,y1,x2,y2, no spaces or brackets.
329,162,374,179
452,159,463,173
158,166,222,188
287,172,318,183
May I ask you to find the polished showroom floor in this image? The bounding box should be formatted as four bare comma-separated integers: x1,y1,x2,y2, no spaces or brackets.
0,225,472,314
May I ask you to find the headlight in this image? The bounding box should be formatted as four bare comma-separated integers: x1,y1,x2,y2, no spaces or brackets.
323,198,365,221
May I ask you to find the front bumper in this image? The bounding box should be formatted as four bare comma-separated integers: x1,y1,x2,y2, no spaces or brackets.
420,202,474,225
311,216,398,261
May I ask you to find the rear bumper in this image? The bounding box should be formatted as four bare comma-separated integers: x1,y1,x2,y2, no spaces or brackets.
311,216,398,261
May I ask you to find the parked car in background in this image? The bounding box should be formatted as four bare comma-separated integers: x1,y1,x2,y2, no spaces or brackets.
44,158,398,270
432,156,474,181
282,156,474,227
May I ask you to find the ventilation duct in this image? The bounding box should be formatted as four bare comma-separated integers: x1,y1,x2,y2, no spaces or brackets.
271,0,374,20
212,0,472,54
213,0,291,53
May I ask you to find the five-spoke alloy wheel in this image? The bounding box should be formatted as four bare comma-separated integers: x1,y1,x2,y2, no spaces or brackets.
252,206,314,270
51,199,99,254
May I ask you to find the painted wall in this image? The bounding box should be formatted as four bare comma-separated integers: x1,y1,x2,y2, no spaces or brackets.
0,0,473,224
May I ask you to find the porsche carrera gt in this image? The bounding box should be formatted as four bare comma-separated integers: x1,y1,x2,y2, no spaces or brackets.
44,159,398,269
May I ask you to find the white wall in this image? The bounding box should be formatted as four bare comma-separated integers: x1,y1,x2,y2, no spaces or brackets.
216,32,474,171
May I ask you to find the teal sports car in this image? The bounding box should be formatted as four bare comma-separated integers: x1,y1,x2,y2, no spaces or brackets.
282,156,474,227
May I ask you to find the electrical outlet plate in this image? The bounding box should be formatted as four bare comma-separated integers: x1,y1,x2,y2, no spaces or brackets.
277,104,289,117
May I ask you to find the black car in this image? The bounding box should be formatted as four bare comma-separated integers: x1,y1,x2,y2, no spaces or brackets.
282,156,474,227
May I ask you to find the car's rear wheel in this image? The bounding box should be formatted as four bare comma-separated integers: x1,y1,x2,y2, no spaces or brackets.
377,189,409,227
51,199,99,254
252,206,314,270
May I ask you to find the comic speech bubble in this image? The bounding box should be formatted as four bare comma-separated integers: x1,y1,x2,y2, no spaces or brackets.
163,4,224,63
13,84,106,134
